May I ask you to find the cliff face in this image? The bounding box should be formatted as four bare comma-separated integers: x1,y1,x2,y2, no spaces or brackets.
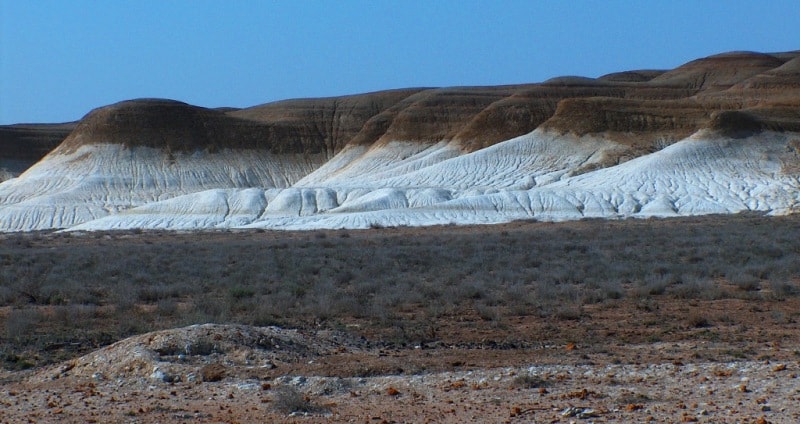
1,50,799,232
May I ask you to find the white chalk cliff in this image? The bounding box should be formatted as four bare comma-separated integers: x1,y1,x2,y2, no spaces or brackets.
1,51,799,231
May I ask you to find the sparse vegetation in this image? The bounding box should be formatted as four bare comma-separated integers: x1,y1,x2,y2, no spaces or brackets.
512,373,549,389
272,386,328,415
0,213,799,368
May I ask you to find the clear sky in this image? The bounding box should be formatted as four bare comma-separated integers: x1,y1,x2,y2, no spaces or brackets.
1,0,799,124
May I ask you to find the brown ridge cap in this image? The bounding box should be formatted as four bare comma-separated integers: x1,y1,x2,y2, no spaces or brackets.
598,70,667,83
14,50,800,163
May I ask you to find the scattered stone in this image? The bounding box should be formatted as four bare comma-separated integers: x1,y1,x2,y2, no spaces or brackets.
561,406,599,418
561,388,600,400
449,380,467,390
713,369,734,377
150,367,167,382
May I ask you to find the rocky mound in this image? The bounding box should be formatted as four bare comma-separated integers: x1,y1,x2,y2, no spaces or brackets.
37,324,359,384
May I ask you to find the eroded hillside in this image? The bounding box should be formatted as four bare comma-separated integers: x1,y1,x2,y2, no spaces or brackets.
1,50,799,231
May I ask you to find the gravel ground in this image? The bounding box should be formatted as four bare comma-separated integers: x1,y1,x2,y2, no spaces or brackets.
1,324,798,423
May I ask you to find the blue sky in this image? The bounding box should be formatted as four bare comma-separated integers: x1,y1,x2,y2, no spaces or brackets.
1,1,799,124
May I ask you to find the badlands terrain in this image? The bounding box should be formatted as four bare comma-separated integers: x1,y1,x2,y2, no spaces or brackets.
1,50,799,231
0,50,799,422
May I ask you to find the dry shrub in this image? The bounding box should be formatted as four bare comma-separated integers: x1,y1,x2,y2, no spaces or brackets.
199,363,226,382
272,386,328,414
686,314,712,328
512,374,549,389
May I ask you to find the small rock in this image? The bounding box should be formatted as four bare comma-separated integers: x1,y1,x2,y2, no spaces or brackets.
150,367,167,382
561,406,599,418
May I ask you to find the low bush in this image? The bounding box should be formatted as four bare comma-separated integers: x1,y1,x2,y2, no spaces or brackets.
272,386,328,415
0,213,798,368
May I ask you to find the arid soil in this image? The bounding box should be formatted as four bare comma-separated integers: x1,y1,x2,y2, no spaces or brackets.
1,297,799,423
1,216,799,423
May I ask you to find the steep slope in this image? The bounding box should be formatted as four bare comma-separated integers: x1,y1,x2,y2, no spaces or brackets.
0,100,335,231
2,50,800,232
67,128,800,231
226,88,426,154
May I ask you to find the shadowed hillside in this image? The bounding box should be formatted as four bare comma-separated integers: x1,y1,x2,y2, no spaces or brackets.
0,123,76,181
